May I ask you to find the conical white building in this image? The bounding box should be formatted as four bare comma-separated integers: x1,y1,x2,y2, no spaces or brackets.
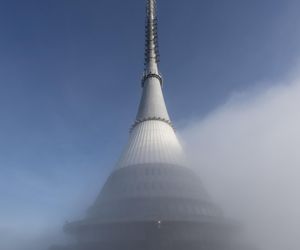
51,1,252,249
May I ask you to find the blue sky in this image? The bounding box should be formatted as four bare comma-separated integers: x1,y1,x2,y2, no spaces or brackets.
1,0,300,248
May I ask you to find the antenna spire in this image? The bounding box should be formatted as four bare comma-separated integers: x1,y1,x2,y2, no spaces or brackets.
144,0,160,77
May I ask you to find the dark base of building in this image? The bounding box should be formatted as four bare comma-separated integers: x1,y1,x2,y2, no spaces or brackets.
51,241,226,250
50,220,247,250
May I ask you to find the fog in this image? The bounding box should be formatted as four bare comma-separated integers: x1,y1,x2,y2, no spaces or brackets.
181,69,300,250
2,71,300,250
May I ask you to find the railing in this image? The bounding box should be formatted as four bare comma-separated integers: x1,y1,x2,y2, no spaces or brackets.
141,71,163,87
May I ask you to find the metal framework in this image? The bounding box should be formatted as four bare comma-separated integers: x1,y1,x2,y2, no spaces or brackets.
144,0,160,67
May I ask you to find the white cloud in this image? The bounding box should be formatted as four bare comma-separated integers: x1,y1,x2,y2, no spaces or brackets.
181,72,300,250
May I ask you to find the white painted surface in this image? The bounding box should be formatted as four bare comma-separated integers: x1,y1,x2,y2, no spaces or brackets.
116,120,185,168
136,77,170,121
116,0,186,169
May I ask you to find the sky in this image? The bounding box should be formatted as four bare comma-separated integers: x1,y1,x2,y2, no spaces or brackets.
0,0,300,249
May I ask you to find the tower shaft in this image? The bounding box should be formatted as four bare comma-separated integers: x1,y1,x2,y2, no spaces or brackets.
116,0,185,168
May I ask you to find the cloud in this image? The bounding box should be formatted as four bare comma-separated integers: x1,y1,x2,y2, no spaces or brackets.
181,71,300,250
2,59,300,250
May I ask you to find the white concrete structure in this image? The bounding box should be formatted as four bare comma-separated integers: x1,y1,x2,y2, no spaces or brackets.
51,1,252,250
116,0,185,168
117,120,185,168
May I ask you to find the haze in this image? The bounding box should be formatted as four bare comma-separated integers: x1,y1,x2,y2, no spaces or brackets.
0,0,299,249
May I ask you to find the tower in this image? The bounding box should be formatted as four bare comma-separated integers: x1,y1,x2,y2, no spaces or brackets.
51,1,251,249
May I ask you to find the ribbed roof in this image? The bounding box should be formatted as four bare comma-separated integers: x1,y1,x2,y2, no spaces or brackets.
116,120,185,168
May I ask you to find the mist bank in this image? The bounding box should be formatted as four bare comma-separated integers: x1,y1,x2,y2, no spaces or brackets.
181,72,300,250
2,72,300,250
